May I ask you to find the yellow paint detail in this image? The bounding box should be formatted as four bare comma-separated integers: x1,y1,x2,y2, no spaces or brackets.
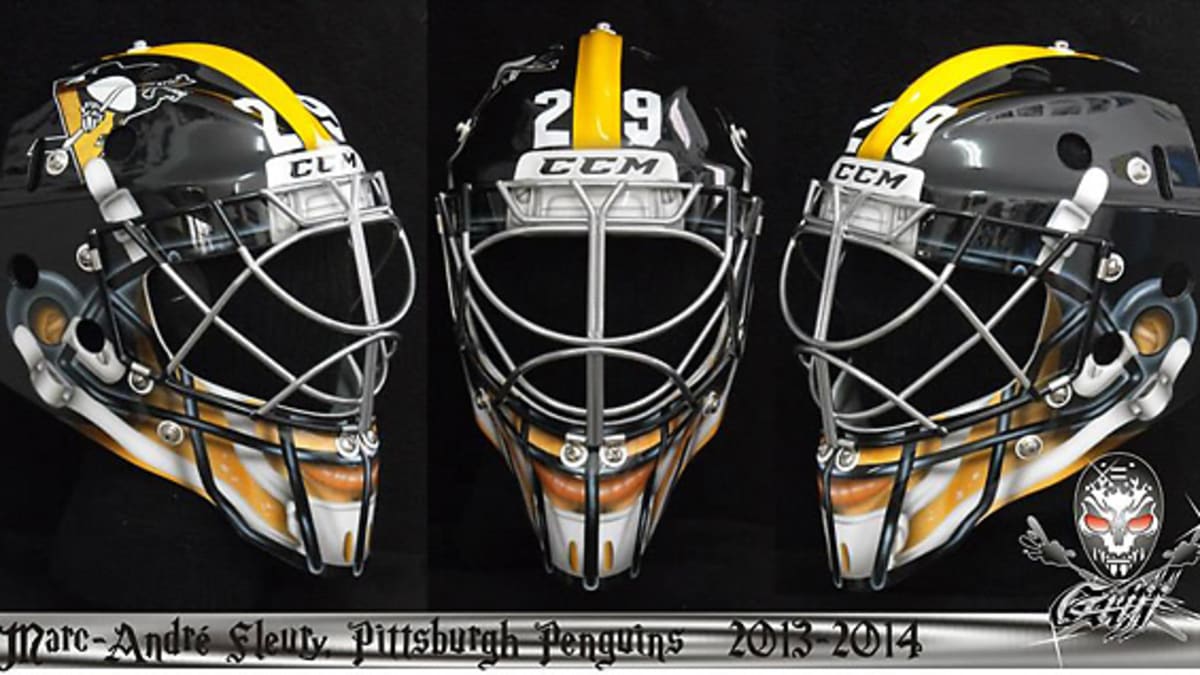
568,540,580,572
129,42,331,150
56,88,113,169
603,540,615,572
343,531,354,563
858,45,1098,160
572,26,623,149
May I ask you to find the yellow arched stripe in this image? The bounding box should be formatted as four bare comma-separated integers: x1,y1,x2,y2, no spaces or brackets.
858,45,1100,160
572,26,623,149
126,42,331,150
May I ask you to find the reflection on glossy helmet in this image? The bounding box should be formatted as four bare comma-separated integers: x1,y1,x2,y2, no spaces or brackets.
0,42,415,575
781,42,1200,589
437,23,762,588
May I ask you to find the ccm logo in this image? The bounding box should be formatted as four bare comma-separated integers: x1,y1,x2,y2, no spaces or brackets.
289,150,360,178
539,155,661,176
831,161,909,191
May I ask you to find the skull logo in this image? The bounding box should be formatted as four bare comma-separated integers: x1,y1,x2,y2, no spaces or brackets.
1074,452,1163,580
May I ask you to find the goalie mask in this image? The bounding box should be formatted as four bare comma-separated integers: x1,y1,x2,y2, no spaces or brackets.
437,23,762,588
0,42,415,575
779,43,1200,589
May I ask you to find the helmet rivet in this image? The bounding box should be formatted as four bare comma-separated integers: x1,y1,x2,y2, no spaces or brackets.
1052,39,1072,51
362,428,380,452
816,440,835,465
701,391,722,416
595,22,615,33
560,441,588,469
834,446,859,472
129,39,150,51
44,149,70,176
1126,156,1153,186
601,443,628,468
75,243,100,272
473,389,490,409
127,368,153,396
1098,253,1125,282
1014,435,1043,460
156,420,185,446
1045,385,1073,409
336,432,359,458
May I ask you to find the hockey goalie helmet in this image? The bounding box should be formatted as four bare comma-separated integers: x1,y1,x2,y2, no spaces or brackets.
437,23,762,588
0,42,415,575
779,43,1200,589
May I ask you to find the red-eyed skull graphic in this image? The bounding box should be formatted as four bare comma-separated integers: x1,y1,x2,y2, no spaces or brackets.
1074,452,1164,580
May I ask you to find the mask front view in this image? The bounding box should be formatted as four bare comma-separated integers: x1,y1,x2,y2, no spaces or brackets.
437,23,762,589
780,43,1200,590
0,42,415,575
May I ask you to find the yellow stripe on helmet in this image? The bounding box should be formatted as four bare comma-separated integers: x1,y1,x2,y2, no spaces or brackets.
572,24,623,149
126,42,332,150
857,44,1099,161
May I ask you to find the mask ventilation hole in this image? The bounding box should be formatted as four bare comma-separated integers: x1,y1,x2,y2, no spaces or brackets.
8,254,38,289
29,299,67,346
1152,145,1174,200
568,540,579,572
1056,133,1092,171
1092,331,1124,366
1132,308,1174,356
75,318,106,353
1162,262,1192,299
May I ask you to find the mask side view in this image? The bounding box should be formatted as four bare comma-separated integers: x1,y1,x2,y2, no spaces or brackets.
779,42,1200,590
437,23,762,589
0,42,415,575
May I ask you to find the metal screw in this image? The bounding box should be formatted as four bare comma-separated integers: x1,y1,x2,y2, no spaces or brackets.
1045,385,1073,409
75,243,100,272
336,433,359,458
701,391,722,416
44,149,70,176
1014,435,1043,460
560,442,587,469
361,428,380,454
156,420,185,446
1126,157,1153,186
473,389,490,409
834,446,859,472
127,370,153,395
600,443,628,468
816,440,835,466
1098,253,1125,282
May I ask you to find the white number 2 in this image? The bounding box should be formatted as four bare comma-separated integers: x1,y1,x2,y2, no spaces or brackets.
532,89,571,148
531,88,663,148
844,101,893,154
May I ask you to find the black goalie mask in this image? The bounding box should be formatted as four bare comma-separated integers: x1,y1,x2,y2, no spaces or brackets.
779,43,1200,589
436,23,762,588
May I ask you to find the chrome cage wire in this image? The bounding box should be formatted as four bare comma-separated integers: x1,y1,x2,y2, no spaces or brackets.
73,169,416,576
779,178,1135,589
441,178,760,452
438,177,761,589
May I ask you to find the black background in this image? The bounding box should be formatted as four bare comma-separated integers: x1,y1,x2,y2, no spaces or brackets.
0,0,427,610
427,0,1200,611
1,0,1199,615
